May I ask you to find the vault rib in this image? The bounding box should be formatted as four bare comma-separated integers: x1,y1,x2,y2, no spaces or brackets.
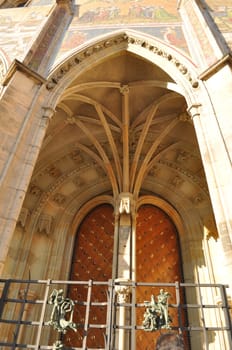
131,94,182,129
130,92,180,193
121,85,130,192
129,102,158,192
62,93,122,128
61,80,182,97
69,117,119,197
130,93,176,192
95,104,123,193
134,117,179,196
145,141,179,174
58,102,73,116
128,80,183,94
62,81,121,96
75,115,121,133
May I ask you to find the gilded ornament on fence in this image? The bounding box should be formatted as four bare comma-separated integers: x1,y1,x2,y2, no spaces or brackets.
48,289,77,333
143,289,172,331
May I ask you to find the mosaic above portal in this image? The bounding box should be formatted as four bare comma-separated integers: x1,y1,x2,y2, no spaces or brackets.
58,0,187,60
0,0,231,70
75,0,179,25
206,0,232,48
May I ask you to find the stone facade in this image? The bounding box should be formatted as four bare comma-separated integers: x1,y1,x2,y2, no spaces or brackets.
0,0,232,349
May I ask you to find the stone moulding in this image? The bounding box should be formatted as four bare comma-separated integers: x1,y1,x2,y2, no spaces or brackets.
2,59,46,86
46,33,199,91
158,159,209,195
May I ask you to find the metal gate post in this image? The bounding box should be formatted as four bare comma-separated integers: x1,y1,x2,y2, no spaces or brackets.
35,279,51,350
220,285,232,345
0,279,10,319
105,279,114,350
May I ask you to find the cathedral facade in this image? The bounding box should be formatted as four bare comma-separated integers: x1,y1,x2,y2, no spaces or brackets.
0,0,232,349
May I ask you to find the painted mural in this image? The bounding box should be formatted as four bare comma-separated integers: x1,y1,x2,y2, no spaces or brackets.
76,0,179,25
0,1,189,68
59,24,187,58
0,0,231,69
58,0,188,61
0,7,50,61
206,1,232,48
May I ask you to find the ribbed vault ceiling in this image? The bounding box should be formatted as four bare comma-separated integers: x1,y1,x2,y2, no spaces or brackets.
22,51,216,237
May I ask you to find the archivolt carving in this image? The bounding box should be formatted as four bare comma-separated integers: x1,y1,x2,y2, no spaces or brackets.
17,207,30,228
0,50,8,91
46,33,199,90
0,59,7,81
37,213,53,235
158,159,209,194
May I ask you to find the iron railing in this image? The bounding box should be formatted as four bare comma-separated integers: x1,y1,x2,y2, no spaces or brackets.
0,279,231,349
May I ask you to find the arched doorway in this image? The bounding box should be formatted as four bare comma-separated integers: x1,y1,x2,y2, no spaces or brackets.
67,204,115,348
66,202,188,349
5,31,222,349
136,204,188,349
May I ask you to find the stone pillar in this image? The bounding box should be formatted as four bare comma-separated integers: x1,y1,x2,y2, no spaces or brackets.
115,192,135,279
188,104,232,290
113,193,136,349
0,0,75,277
0,71,55,269
115,279,131,350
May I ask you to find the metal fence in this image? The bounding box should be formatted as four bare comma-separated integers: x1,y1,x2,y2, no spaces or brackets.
0,279,231,349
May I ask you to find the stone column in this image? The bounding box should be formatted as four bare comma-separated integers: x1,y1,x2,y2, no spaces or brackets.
113,193,136,349
0,87,55,275
115,192,136,279
115,279,131,350
0,0,75,277
188,104,232,290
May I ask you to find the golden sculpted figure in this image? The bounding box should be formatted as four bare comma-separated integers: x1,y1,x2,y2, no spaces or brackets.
143,290,172,331
48,289,77,333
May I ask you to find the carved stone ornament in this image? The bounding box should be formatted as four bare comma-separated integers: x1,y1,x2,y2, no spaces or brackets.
70,149,83,162
115,278,132,303
38,214,53,235
0,53,8,84
158,159,209,194
170,175,184,188
0,60,6,81
176,150,189,162
143,290,172,331
119,197,130,214
46,33,199,91
17,207,30,228
52,193,67,206
192,193,204,205
47,165,62,178
119,84,130,95
115,284,131,304
48,289,77,334
117,192,135,215
29,184,42,197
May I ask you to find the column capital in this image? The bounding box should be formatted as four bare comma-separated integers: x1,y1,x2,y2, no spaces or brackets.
115,192,135,216
119,85,130,95
115,278,131,303
42,106,56,119
41,107,56,128
187,104,202,119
